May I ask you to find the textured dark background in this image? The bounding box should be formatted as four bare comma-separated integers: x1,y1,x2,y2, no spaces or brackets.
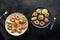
0,0,60,40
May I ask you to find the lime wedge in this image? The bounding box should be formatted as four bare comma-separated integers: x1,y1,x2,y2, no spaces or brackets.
42,9,48,14
31,17,37,21
7,20,13,24
20,16,27,22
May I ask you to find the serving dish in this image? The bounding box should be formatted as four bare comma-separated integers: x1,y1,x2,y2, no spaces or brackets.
31,7,53,28
5,12,28,36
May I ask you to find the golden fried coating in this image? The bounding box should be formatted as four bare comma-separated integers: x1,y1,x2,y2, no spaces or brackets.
11,27,16,33
45,13,49,17
10,16,15,22
21,24,27,29
34,20,39,25
38,15,44,20
44,18,49,23
32,12,38,16
15,15,20,20
36,9,41,14
7,24,12,30
14,21,18,27
40,21,45,26
16,27,22,33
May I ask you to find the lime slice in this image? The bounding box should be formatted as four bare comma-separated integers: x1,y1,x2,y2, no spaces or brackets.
42,9,48,14
20,16,27,22
31,17,37,21
7,20,13,24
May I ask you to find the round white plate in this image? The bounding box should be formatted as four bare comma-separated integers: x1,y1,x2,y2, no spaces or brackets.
5,12,28,36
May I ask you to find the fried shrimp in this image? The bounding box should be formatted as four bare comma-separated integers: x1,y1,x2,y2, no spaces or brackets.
36,9,41,14
32,12,38,16
34,20,39,25
10,16,15,22
38,15,44,20
7,24,12,30
15,15,20,20
45,13,49,17
44,18,49,23
40,21,45,26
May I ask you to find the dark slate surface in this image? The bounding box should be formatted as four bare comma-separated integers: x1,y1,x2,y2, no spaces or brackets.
0,0,60,40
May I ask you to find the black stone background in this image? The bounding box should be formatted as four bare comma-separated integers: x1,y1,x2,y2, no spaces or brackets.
0,0,60,40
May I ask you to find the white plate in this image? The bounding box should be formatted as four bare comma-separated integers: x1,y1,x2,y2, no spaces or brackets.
5,12,28,36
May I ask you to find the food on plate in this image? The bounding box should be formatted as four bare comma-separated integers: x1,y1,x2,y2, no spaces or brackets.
31,17,37,21
11,27,16,33
36,9,41,14
31,8,51,28
7,24,12,27
7,24,12,30
15,15,20,20
16,27,22,33
6,13,28,34
38,15,44,20
45,13,49,17
10,16,15,22
40,21,45,26
14,21,18,27
19,19,24,24
21,24,27,29
7,26,12,30
32,12,38,16
44,18,49,23
34,20,39,25
7,20,13,24
42,9,48,14
20,16,27,22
